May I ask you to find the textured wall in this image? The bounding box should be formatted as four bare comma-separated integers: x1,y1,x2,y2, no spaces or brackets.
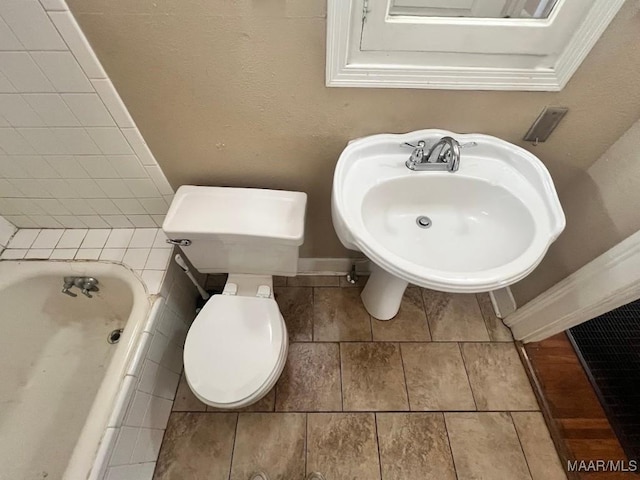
67,0,640,257
512,117,640,305
0,0,173,229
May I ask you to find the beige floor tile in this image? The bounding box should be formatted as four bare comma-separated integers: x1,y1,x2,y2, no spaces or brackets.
276,343,342,411
313,288,372,341
307,413,381,480
377,413,456,480
288,275,340,287
172,374,207,412
461,342,539,411
230,413,306,480
512,412,568,480
154,412,237,479
423,290,490,341
371,288,431,342
476,293,513,342
274,286,313,341
401,343,476,411
341,342,409,411
445,412,532,480
207,388,276,412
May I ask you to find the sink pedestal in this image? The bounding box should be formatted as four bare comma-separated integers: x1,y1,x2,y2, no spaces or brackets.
361,264,408,320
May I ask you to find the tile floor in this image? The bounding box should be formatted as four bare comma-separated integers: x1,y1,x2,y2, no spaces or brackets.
154,276,568,480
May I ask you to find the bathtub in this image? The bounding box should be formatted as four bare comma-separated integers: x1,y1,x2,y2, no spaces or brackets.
0,261,151,480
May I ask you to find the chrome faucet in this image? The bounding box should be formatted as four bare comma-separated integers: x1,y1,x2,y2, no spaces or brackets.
404,136,476,172
62,276,99,298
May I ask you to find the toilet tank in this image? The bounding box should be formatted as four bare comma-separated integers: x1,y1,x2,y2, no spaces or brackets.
163,186,307,276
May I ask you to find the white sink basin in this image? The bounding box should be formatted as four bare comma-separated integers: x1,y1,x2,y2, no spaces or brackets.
332,129,565,319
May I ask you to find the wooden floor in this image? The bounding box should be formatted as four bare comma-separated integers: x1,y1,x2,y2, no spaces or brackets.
522,333,634,479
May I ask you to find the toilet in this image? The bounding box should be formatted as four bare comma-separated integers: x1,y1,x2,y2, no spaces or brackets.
163,185,307,409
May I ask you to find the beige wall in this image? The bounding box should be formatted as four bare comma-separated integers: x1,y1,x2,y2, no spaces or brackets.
512,117,640,305
68,0,640,259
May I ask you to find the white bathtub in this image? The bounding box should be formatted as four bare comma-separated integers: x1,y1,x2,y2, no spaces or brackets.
0,261,151,480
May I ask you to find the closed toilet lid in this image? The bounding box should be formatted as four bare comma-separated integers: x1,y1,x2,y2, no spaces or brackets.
183,294,285,405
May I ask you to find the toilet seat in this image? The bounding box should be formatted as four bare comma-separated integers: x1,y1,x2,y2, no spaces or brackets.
183,294,287,408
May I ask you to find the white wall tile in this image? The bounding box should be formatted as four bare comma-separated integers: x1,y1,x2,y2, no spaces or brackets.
87,127,133,155
91,79,134,127
124,179,160,198
100,248,126,262
129,229,158,248
31,52,93,92
130,428,164,464
46,155,89,178
0,71,16,93
145,248,172,270
87,199,119,215
0,17,23,50
25,247,53,258
58,198,94,215
7,228,40,248
0,156,28,178
49,248,76,259
66,178,106,198
0,95,45,127
102,214,133,228
33,198,70,215
141,269,164,294
127,214,156,228
62,93,113,126
48,11,106,79
109,426,137,466
0,128,36,154
121,128,156,165
51,127,100,154
123,247,150,269
144,165,174,195
17,127,66,154
11,178,49,197
53,215,87,227
1,248,26,259
141,395,172,429
152,231,171,249
23,94,79,127
105,462,155,480
75,247,101,259
112,198,145,215
105,228,134,248
29,214,62,227
4,215,37,227
0,0,66,50
31,228,63,248
0,215,16,246
80,228,110,248
108,155,147,178
127,331,153,378
107,375,137,429
80,155,119,178
0,52,54,92
11,198,45,215
18,155,60,179
95,179,133,198
123,390,150,428
39,0,68,11
77,215,109,228
57,228,87,248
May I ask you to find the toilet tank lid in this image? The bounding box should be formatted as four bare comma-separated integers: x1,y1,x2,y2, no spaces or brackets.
163,186,307,245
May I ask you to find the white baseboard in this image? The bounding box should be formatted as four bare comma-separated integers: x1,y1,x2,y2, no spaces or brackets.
297,258,370,275
489,287,517,319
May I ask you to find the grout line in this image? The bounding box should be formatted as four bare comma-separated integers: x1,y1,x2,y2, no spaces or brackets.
398,343,411,411
227,413,240,480
338,342,344,412
442,413,460,480
473,293,492,342
457,342,479,411
418,288,434,341
304,413,308,477
509,411,535,480
311,287,315,342
373,413,384,480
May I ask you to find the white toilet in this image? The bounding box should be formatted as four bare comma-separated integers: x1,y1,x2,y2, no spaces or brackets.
163,185,307,409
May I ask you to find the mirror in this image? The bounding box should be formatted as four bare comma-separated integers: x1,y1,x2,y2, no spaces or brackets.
389,0,561,19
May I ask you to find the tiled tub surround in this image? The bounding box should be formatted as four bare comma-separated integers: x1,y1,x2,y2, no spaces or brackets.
0,0,173,229
158,278,569,480
0,228,198,479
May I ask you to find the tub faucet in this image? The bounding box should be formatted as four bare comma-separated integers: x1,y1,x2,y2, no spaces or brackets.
404,136,476,172
62,276,99,298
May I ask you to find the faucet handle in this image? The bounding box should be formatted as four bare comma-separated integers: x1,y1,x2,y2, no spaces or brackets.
402,141,426,149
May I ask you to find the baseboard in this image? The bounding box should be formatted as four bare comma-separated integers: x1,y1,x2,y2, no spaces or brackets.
297,258,370,275
489,287,517,319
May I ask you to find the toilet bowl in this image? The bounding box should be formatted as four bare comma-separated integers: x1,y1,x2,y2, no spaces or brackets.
163,186,307,408
183,276,289,408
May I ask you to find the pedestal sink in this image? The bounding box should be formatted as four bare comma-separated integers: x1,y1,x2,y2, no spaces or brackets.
331,129,565,320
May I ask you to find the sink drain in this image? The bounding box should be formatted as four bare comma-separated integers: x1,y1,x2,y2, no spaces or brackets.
416,216,432,229
108,329,123,344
